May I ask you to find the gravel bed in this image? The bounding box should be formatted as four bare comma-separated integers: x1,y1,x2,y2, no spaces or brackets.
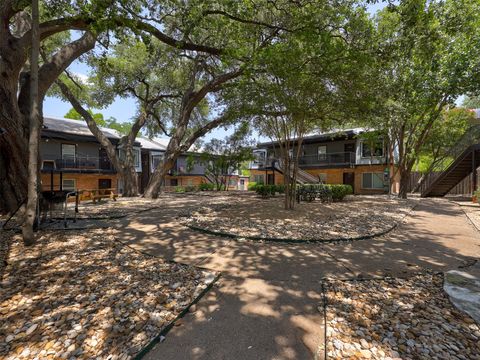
186,196,417,241
324,273,480,359
0,229,216,360
454,200,480,232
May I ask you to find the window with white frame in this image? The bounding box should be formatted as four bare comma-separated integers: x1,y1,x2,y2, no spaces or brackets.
361,140,384,158
62,179,76,191
133,148,140,168
61,144,76,160
151,153,164,172
362,173,384,189
317,145,327,160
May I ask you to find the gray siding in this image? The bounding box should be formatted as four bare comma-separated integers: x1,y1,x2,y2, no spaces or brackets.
40,139,100,159
176,155,207,175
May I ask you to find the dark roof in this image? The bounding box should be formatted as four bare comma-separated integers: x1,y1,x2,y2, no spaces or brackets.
42,116,140,146
257,128,366,148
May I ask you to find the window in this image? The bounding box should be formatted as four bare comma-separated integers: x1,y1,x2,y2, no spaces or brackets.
317,145,327,160
62,179,76,191
361,140,384,158
133,148,140,168
253,174,264,184
151,153,164,172
362,173,384,189
42,160,55,170
187,179,193,186
170,179,178,186
318,173,327,183
61,144,76,159
229,179,237,186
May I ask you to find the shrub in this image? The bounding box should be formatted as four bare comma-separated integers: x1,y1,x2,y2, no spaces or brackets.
199,183,215,191
174,186,185,193
327,184,353,201
185,185,197,192
255,184,276,198
248,182,258,191
275,184,285,194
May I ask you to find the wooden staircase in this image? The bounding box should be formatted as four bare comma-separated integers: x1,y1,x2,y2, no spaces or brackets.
274,159,319,184
421,145,480,197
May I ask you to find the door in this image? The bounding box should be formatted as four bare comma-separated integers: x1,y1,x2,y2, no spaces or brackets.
343,172,355,193
344,143,355,164
239,179,245,190
99,148,111,170
98,179,112,189
267,173,274,185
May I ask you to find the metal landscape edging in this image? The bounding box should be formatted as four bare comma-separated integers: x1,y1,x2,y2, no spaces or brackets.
185,201,419,245
133,273,221,360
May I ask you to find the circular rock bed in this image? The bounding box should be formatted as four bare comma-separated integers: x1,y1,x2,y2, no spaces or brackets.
185,195,416,241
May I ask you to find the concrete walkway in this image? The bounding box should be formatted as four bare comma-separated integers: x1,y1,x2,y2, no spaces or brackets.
111,197,480,360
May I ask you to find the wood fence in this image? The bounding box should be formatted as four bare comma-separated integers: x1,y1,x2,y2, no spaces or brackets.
409,171,479,195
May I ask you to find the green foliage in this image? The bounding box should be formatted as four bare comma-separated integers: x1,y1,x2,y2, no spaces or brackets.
327,184,353,201
185,185,197,192
255,184,277,198
198,183,215,191
462,96,480,109
297,184,352,202
174,186,185,193
248,182,258,191
64,108,132,135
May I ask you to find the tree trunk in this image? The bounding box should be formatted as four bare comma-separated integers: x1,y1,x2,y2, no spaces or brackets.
398,167,410,199
144,155,177,198
121,166,138,197
22,0,40,245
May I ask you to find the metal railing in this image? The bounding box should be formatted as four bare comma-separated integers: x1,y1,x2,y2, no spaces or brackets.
298,152,356,166
41,154,114,171
417,125,480,195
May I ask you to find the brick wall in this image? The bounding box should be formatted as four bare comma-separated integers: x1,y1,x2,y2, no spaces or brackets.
40,173,118,192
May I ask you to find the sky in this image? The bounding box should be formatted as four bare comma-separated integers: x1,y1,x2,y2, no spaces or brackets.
42,1,393,142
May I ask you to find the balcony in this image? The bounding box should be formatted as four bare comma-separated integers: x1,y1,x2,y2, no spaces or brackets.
41,154,114,173
298,152,356,167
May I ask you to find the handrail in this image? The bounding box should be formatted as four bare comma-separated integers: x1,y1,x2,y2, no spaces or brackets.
418,125,480,196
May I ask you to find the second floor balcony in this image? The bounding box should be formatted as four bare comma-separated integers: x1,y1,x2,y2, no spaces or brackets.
298,152,356,167
251,151,356,169
41,154,115,173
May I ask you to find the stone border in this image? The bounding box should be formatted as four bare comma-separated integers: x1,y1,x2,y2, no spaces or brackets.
449,199,480,233
185,201,418,244
133,273,221,360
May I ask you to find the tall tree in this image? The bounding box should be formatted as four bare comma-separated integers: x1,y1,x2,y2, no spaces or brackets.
200,123,254,191
370,0,480,198
21,0,40,245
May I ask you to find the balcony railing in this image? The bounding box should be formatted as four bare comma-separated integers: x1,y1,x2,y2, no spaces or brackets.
41,154,114,171
299,152,355,166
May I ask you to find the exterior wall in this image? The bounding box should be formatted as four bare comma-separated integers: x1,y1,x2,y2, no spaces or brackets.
40,172,119,200
304,165,398,195
175,155,207,175
249,165,399,195
249,169,284,185
40,139,100,160
164,175,206,187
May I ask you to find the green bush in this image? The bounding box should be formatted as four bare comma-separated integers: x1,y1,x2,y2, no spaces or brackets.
248,182,258,191
327,184,353,201
275,184,285,194
174,186,185,193
255,184,276,198
199,183,215,191
185,185,197,192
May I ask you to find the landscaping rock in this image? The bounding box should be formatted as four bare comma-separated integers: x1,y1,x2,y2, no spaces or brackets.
324,273,480,359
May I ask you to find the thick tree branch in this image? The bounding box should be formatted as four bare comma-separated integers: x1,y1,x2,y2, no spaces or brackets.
129,19,223,56
37,31,96,100
56,78,123,172
181,113,231,152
